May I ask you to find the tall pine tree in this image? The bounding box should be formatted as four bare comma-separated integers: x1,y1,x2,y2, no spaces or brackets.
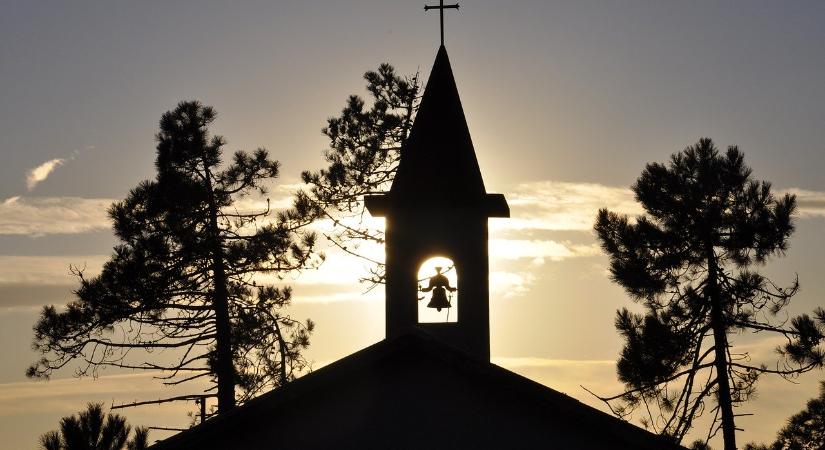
29,101,317,415
593,138,825,449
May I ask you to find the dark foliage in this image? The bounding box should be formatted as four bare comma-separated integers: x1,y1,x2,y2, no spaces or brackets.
29,101,317,415
39,403,148,450
593,138,825,449
292,64,419,283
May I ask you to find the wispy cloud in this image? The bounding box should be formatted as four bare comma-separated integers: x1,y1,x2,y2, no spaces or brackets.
0,254,107,311
283,269,536,302
253,243,383,288
0,372,174,408
490,239,600,262
0,254,106,312
784,188,825,218
4,180,821,240
25,149,88,191
292,289,382,304
26,159,66,191
0,196,113,236
0,285,78,311
493,356,614,369
496,181,825,233
497,181,640,232
491,270,535,299
0,372,201,447
492,356,622,401
0,255,107,286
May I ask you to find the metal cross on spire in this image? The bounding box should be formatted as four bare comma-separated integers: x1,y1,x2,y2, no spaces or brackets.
424,0,460,47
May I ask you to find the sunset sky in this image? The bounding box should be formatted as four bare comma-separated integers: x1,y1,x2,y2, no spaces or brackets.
2,1,825,448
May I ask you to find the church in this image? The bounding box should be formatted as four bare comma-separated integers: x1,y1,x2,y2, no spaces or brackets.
150,32,685,450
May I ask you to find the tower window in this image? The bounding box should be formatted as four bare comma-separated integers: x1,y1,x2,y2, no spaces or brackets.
417,256,458,323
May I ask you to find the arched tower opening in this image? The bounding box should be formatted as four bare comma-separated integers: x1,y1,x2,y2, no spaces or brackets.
417,256,458,323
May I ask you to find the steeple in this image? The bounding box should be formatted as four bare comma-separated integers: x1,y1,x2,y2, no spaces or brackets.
366,46,508,361
391,46,487,203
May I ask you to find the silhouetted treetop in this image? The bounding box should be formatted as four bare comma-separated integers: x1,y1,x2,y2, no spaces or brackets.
291,63,419,283
30,101,317,417
593,138,825,450
39,403,148,450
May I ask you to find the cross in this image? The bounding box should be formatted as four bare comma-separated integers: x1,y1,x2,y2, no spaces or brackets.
424,0,460,47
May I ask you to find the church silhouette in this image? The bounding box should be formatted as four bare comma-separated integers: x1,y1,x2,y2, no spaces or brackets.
150,45,685,450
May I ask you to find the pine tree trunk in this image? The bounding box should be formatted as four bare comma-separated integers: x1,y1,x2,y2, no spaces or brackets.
210,247,235,413
707,244,737,450
204,165,236,414
272,317,288,385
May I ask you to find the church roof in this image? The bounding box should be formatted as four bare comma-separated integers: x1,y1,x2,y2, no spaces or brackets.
150,331,685,450
390,45,487,203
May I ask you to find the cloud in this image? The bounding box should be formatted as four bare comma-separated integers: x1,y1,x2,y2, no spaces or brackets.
0,372,170,408
492,356,622,403
0,372,203,447
292,289,382,304
0,254,112,310
493,357,615,368
0,196,113,236
496,181,640,232
490,239,600,263
0,285,77,311
282,269,534,302
26,159,66,191
253,242,383,288
491,270,535,299
496,181,825,234
0,255,107,286
784,187,825,218
0,254,107,309
25,149,88,191
1,185,293,238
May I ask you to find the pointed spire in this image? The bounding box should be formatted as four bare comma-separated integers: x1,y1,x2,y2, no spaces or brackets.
390,46,487,203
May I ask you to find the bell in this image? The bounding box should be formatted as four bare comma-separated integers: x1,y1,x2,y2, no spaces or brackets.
426,286,451,312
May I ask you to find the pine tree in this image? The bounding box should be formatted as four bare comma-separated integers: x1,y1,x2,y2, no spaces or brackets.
293,64,419,283
29,101,317,415
39,403,148,450
593,138,825,449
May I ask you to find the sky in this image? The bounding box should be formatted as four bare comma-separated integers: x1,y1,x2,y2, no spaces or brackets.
1,0,825,448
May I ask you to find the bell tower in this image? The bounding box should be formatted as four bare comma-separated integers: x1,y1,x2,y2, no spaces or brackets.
365,46,509,361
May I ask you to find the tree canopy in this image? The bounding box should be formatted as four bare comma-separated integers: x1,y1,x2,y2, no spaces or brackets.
293,63,419,283
29,101,317,415
40,403,148,450
593,138,825,450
